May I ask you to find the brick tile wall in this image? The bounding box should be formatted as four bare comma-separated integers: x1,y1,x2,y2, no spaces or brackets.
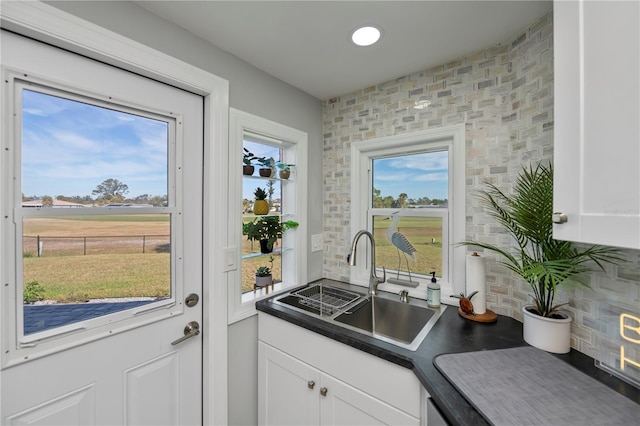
321,10,640,355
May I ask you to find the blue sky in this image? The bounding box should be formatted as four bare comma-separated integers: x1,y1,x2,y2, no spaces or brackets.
373,151,448,201
22,89,447,202
243,141,281,200
21,89,168,198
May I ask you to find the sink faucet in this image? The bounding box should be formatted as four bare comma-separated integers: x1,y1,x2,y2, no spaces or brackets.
348,230,386,295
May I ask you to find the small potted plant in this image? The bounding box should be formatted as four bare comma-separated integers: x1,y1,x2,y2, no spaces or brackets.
257,157,275,178
253,187,269,215
276,162,294,180
459,163,620,353
255,266,272,289
243,148,258,176
243,216,299,254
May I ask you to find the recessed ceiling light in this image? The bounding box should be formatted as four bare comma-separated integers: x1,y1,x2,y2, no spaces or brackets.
351,25,382,47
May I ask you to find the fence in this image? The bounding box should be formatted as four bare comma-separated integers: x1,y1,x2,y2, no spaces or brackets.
23,235,170,257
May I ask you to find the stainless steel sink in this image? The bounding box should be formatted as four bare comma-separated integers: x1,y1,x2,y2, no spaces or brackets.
272,281,446,351
334,296,436,346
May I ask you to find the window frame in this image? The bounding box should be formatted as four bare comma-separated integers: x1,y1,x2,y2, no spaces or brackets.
228,108,307,324
350,125,465,304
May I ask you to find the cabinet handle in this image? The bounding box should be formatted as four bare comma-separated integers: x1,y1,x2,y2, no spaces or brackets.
307,380,315,390
552,212,568,224
320,387,328,397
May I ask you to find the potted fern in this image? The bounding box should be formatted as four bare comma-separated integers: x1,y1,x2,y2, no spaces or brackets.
460,163,620,353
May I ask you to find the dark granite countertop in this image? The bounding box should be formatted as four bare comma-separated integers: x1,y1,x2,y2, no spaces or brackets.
255,280,640,425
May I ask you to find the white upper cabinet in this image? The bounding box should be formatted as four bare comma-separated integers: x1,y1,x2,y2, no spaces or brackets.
553,0,640,249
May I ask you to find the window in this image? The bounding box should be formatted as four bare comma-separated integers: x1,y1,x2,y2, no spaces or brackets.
228,109,307,323
10,80,182,342
350,125,465,303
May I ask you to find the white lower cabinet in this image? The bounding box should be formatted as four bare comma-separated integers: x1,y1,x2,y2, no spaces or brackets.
258,313,424,426
259,342,419,425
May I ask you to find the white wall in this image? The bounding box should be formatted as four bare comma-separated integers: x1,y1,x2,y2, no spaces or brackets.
44,2,323,425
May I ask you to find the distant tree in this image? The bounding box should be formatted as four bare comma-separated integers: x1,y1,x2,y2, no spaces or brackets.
150,195,167,207
133,194,151,204
41,195,53,207
372,188,384,208
92,179,129,204
266,180,275,208
70,195,93,205
397,193,408,208
242,198,252,213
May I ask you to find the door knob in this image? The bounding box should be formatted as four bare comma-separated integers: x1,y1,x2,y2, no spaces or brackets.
320,387,328,397
307,380,315,390
171,321,200,345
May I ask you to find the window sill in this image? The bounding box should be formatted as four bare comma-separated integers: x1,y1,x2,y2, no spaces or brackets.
228,282,296,324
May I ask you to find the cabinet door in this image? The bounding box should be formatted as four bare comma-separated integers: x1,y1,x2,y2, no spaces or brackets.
319,374,419,426
258,342,320,426
553,0,640,249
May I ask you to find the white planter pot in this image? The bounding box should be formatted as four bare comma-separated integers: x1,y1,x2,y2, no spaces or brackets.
522,306,572,354
255,275,272,288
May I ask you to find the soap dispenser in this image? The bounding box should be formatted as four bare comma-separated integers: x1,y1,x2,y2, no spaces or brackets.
427,272,440,308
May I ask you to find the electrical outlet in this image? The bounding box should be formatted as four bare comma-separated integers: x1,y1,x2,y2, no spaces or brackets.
311,234,323,252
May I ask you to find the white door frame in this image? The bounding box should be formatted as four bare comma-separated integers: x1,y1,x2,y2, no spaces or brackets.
0,2,229,425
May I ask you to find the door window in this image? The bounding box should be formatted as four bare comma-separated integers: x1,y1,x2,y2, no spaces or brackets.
17,83,176,339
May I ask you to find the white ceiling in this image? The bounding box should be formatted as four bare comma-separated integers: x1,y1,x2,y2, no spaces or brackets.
136,1,552,100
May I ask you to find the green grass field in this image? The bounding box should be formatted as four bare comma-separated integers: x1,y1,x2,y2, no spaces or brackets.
22,214,444,302
372,215,443,277
24,253,170,302
23,215,170,302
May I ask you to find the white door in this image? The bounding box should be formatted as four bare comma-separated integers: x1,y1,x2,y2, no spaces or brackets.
1,31,203,425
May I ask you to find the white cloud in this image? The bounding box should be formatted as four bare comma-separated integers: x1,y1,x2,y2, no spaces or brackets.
23,108,47,116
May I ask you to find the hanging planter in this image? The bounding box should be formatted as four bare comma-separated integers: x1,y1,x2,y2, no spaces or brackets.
522,306,572,353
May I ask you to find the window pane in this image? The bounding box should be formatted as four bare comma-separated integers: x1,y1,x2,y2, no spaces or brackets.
241,139,283,294
373,215,443,278
21,89,169,206
372,151,448,208
20,88,172,335
371,150,448,280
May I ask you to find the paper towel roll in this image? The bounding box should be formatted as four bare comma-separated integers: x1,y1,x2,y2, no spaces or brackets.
466,252,486,314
